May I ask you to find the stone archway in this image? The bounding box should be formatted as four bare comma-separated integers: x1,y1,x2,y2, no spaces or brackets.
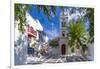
61,44,66,55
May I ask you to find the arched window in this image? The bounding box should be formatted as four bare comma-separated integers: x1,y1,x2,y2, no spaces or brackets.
62,32,65,37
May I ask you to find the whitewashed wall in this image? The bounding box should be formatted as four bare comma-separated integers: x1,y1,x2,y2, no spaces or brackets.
14,31,28,65
87,43,94,60
51,46,60,56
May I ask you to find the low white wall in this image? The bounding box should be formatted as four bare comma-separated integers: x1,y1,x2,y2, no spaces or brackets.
51,46,60,55
87,43,94,60
14,35,28,65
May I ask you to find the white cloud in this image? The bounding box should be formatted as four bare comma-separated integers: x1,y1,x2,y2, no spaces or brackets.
45,28,59,40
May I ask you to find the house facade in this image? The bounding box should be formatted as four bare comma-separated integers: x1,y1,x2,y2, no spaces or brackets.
14,12,44,65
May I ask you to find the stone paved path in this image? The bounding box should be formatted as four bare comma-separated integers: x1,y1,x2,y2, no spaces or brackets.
44,58,65,63
26,55,90,64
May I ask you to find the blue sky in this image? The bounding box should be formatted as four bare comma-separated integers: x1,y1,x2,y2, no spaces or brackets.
28,5,90,40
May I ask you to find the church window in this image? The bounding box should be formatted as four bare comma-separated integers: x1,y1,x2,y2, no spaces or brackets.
62,32,65,37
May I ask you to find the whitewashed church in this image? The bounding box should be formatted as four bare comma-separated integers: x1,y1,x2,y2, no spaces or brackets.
59,8,71,56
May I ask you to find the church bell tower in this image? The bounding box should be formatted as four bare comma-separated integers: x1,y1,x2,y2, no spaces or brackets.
59,8,70,56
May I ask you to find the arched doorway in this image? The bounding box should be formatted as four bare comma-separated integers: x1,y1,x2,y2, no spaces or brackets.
61,44,66,55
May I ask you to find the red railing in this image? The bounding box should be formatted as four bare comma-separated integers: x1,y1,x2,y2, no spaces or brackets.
27,25,37,37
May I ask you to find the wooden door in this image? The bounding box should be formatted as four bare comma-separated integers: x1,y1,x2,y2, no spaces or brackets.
61,44,66,55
